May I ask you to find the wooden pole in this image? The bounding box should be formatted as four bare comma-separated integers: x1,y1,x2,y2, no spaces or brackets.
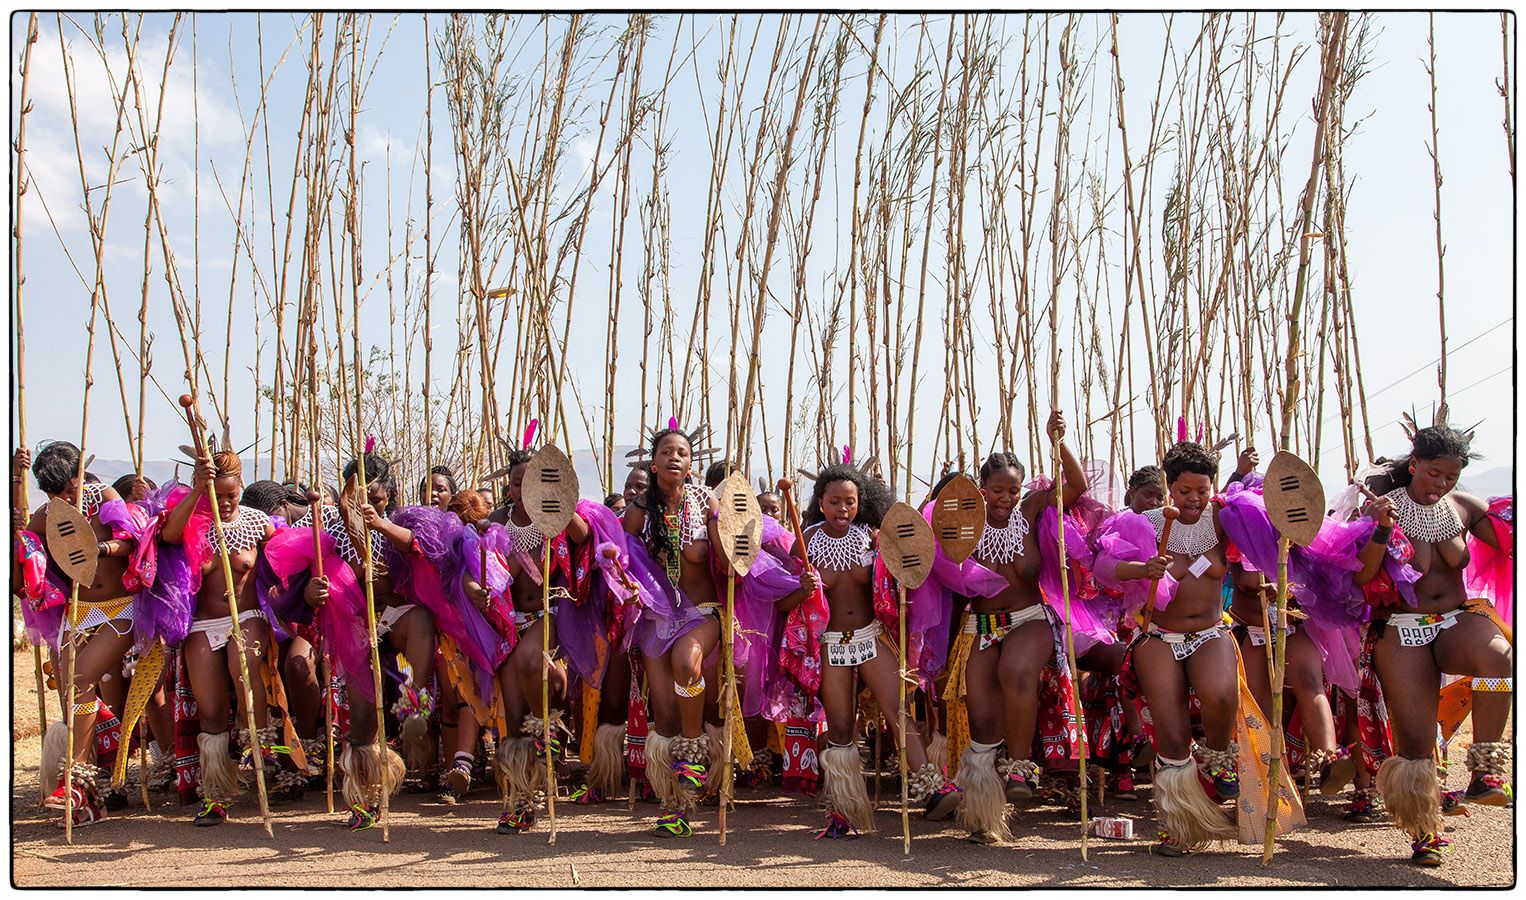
1261,535,1292,866
13,11,46,809
720,571,736,845
179,394,274,838
542,538,558,844
1140,507,1178,633
897,582,911,856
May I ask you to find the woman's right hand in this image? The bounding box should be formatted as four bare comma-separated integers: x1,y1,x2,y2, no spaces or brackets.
464,578,490,610
1362,496,1396,528
304,575,330,609
12,447,31,478
192,455,216,494
1142,555,1171,580
798,567,820,596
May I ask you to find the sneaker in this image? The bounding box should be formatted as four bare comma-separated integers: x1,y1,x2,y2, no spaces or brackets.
348,804,379,831
967,829,999,845
1114,772,1138,801
1440,789,1473,818
923,782,964,821
1410,832,1448,867
814,811,857,840
654,812,692,838
1150,837,1188,857
1344,789,1376,824
497,810,534,833
569,783,603,805
44,779,74,811
1004,768,1037,802
672,759,707,791
1204,763,1240,801
1464,773,1510,807
194,799,228,827
60,795,107,829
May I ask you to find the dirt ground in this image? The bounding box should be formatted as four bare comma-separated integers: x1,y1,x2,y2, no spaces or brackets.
9,649,1514,889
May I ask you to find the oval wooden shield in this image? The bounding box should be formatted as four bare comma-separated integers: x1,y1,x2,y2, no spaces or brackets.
45,497,98,587
337,474,370,559
714,471,762,577
931,474,984,564
879,501,935,590
1264,451,1326,548
522,444,579,535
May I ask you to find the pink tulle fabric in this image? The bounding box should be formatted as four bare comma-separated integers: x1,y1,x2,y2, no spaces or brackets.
1465,498,1514,627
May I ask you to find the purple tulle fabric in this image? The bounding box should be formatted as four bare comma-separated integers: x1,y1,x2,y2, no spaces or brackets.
625,535,715,659
734,515,798,720
909,501,1007,679
1216,482,1367,692
1034,496,1118,650
1089,510,1178,616
556,500,637,685
389,505,507,699
260,524,377,697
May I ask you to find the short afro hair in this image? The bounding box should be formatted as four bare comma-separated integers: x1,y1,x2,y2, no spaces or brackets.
1161,442,1218,485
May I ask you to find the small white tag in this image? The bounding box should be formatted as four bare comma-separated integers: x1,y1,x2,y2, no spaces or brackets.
1187,555,1212,578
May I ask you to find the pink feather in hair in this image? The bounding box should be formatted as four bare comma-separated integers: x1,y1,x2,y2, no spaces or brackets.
668,416,679,431
842,444,852,466
365,434,376,455
522,418,539,450
1176,416,1188,444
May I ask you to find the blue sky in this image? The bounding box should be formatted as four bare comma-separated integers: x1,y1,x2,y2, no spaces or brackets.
8,12,1516,497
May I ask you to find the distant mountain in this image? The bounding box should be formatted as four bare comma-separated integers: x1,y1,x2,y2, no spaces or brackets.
1461,466,1514,500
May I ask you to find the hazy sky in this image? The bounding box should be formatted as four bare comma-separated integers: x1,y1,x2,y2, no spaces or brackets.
8,12,1516,496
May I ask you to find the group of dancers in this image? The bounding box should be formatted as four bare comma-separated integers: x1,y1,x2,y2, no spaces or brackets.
13,408,1514,867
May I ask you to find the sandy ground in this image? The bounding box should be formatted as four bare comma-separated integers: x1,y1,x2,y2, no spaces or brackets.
10,649,1514,889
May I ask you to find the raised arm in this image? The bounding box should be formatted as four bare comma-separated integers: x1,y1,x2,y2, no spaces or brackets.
162,455,215,545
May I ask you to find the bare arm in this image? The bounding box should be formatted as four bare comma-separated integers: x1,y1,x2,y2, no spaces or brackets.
1354,495,1396,585
162,456,214,545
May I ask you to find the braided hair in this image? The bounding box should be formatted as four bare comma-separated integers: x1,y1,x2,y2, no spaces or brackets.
804,463,893,529
978,452,1025,486
638,427,691,561
1161,441,1218,485
342,451,398,513
1367,425,1479,494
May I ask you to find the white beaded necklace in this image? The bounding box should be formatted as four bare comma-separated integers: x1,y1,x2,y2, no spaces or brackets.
294,504,380,567
974,511,1028,565
504,504,546,554
1385,487,1463,543
807,523,875,571
1147,506,1218,557
206,506,268,554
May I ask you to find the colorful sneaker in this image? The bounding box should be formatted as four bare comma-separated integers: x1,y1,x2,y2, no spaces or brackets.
194,799,228,827
347,804,379,831
1344,788,1376,824
1150,830,1188,857
1464,773,1510,807
1114,772,1138,801
672,759,707,791
654,812,692,838
497,810,534,833
61,794,107,829
814,811,857,840
1440,789,1473,818
1002,762,1038,802
569,783,603,805
44,776,77,811
922,781,964,821
1410,832,1449,867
